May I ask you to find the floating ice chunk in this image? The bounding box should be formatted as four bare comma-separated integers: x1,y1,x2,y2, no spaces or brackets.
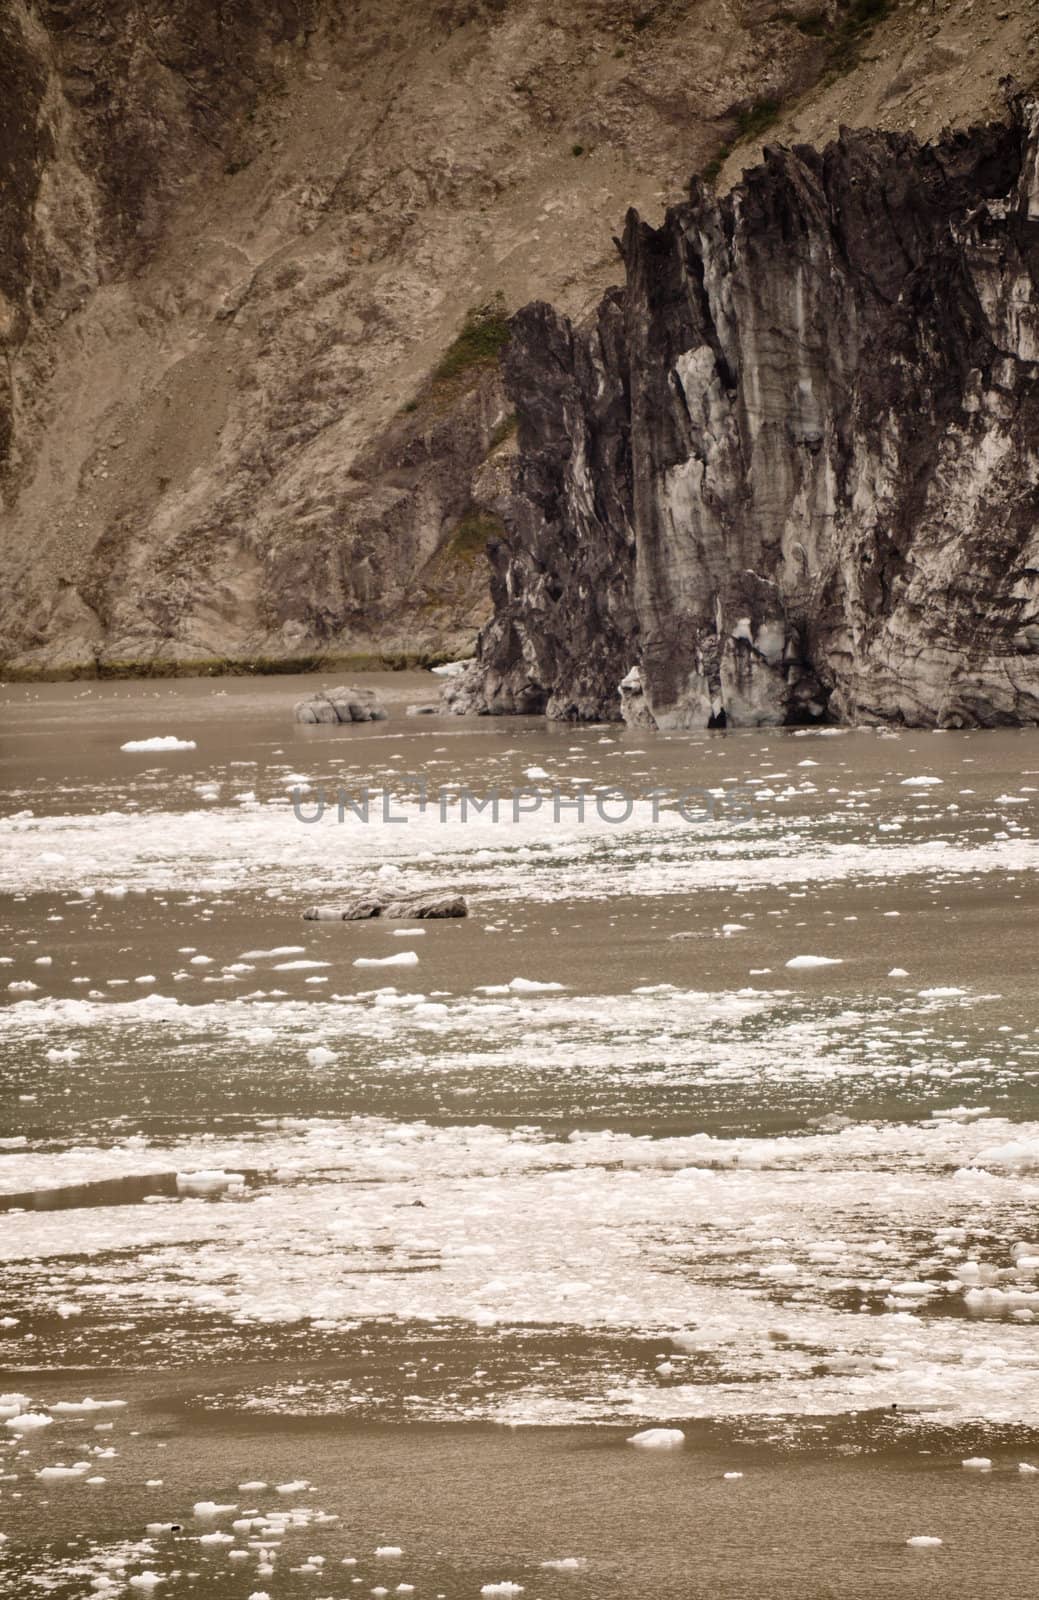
524,767,548,780
627,1428,685,1450
354,952,420,968
508,976,564,992
273,960,330,970
481,1586,524,1597
961,1457,992,1471
121,737,196,752
901,776,942,787
785,955,843,969
760,1261,798,1278
37,1461,90,1479
128,1576,164,1590
723,1471,743,1480
306,1047,337,1067
540,1558,586,1571
238,1480,267,1490
239,948,305,960
970,1137,1039,1172
199,1531,234,1545
176,1170,245,1196
906,1536,942,1548
275,1480,309,1494
917,986,965,998
51,1398,127,1414
193,1501,238,1516
375,1546,403,1558
6,1411,52,1431
888,968,909,978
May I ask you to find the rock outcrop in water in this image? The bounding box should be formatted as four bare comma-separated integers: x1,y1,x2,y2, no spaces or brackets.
469,96,1039,728
294,684,387,723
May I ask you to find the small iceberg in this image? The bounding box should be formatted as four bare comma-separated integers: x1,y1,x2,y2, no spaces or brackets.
354,952,420,968
627,1427,685,1450
176,1171,245,1197
120,736,196,752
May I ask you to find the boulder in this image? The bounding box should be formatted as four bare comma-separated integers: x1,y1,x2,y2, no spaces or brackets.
294,684,388,724
301,893,468,921
303,899,384,921
618,665,656,729
382,893,468,919
439,659,487,716
295,697,339,724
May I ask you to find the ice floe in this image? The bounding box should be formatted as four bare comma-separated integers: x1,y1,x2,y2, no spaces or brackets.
627,1428,685,1450
120,737,196,753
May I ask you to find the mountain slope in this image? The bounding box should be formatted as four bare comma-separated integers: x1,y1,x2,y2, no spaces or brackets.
0,0,1034,674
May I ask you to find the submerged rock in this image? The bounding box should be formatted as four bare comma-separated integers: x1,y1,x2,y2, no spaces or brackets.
462,95,1039,729
294,685,388,724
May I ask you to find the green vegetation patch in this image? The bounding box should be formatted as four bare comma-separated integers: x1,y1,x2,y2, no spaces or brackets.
771,0,895,73
432,296,511,385
735,97,782,142
0,650,458,684
447,509,503,562
399,296,512,421
827,0,895,71
701,146,731,184
487,413,518,452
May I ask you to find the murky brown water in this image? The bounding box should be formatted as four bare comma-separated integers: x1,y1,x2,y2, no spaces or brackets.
2,673,1038,1597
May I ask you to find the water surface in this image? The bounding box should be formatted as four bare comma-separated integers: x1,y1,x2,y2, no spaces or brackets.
2,674,1038,1597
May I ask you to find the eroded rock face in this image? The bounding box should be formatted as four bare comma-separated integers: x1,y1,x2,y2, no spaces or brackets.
472,98,1039,729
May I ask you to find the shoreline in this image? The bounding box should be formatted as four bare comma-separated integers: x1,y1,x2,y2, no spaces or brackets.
0,648,466,685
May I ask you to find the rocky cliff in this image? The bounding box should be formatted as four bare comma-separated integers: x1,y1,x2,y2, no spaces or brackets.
1,0,1034,677
467,94,1039,728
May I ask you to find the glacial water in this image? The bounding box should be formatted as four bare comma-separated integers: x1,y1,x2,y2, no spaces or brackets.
1,673,1038,1599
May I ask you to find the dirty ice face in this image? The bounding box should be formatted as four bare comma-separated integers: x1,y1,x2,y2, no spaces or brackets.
1,674,1039,1598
